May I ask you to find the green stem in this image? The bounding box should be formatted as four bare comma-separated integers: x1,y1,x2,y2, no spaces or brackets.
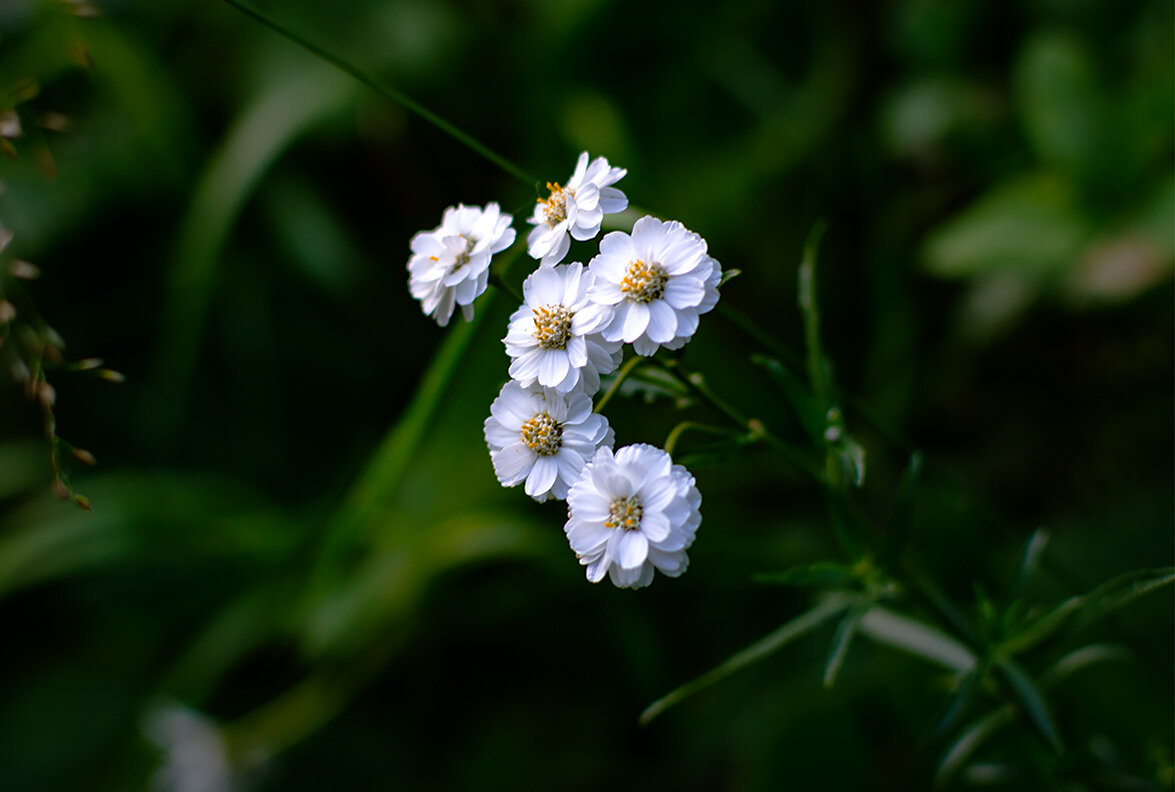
220,0,537,188
663,421,732,457
655,358,822,480
593,354,643,413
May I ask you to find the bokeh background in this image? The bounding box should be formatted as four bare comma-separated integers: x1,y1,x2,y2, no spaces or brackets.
0,0,1171,789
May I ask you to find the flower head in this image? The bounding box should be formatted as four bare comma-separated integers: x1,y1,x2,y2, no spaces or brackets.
408,203,515,326
565,444,702,588
588,216,721,356
484,381,615,502
503,261,621,395
527,152,628,266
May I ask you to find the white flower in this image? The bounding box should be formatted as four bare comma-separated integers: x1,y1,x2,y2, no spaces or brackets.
503,261,621,395
527,152,628,266
587,215,722,356
484,381,615,502
564,444,702,589
408,203,515,326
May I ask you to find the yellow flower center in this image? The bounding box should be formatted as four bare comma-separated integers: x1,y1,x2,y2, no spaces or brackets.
520,411,562,456
537,181,573,226
604,495,643,531
619,260,668,304
532,304,574,350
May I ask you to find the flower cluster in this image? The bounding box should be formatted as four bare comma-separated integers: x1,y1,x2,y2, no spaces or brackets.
405,152,722,588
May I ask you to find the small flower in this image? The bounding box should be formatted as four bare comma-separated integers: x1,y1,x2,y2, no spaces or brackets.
408,203,515,326
565,444,701,588
588,215,722,356
503,261,621,395
527,152,628,266
484,381,615,502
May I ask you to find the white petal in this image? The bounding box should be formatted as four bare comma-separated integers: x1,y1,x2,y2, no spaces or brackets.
621,301,650,343
492,443,533,486
525,455,559,498
616,530,649,570
645,299,678,343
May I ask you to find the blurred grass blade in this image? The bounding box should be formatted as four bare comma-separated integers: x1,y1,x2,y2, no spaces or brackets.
797,220,831,410
936,706,1015,788
221,0,535,187
880,452,922,564
996,658,1063,753
824,597,869,688
933,669,980,738
999,566,1175,655
908,569,980,648
753,561,857,588
1008,528,1049,603
640,594,850,725
1071,566,1175,629
750,354,822,443
328,302,488,544
1041,643,1129,686
152,64,354,443
859,606,977,673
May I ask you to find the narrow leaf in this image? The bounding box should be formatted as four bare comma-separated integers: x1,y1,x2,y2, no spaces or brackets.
933,669,981,738
997,658,1064,753
640,594,851,725
880,452,922,564
859,606,978,673
797,220,832,410
1042,643,1130,686
1072,566,1175,629
824,598,870,688
718,268,742,287
751,355,823,443
999,565,1174,655
936,706,1016,787
1008,528,1049,603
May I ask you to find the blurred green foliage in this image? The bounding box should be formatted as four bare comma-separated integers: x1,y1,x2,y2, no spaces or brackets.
0,0,1171,789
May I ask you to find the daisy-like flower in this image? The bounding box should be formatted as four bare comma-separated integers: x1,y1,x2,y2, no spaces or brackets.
503,261,621,395
484,381,615,503
588,215,722,356
564,444,701,589
527,152,628,266
407,203,515,326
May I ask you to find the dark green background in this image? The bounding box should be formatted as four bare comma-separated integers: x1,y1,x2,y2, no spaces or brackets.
0,0,1171,789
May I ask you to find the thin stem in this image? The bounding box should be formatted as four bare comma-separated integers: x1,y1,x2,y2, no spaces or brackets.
220,0,537,188
655,358,823,480
663,421,733,457
594,355,643,413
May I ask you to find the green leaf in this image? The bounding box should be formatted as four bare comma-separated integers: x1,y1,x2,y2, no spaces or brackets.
753,561,859,589
880,452,922,564
1015,32,1106,180
797,221,832,410
1008,528,1049,604
718,268,742,287
935,644,1127,786
858,606,977,673
640,594,851,725
923,174,1090,279
996,657,1063,753
933,668,981,738
999,566,1175,655
1041,643,1130,687
750,355,823,443
824,598,870,687
936,706,1016,788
